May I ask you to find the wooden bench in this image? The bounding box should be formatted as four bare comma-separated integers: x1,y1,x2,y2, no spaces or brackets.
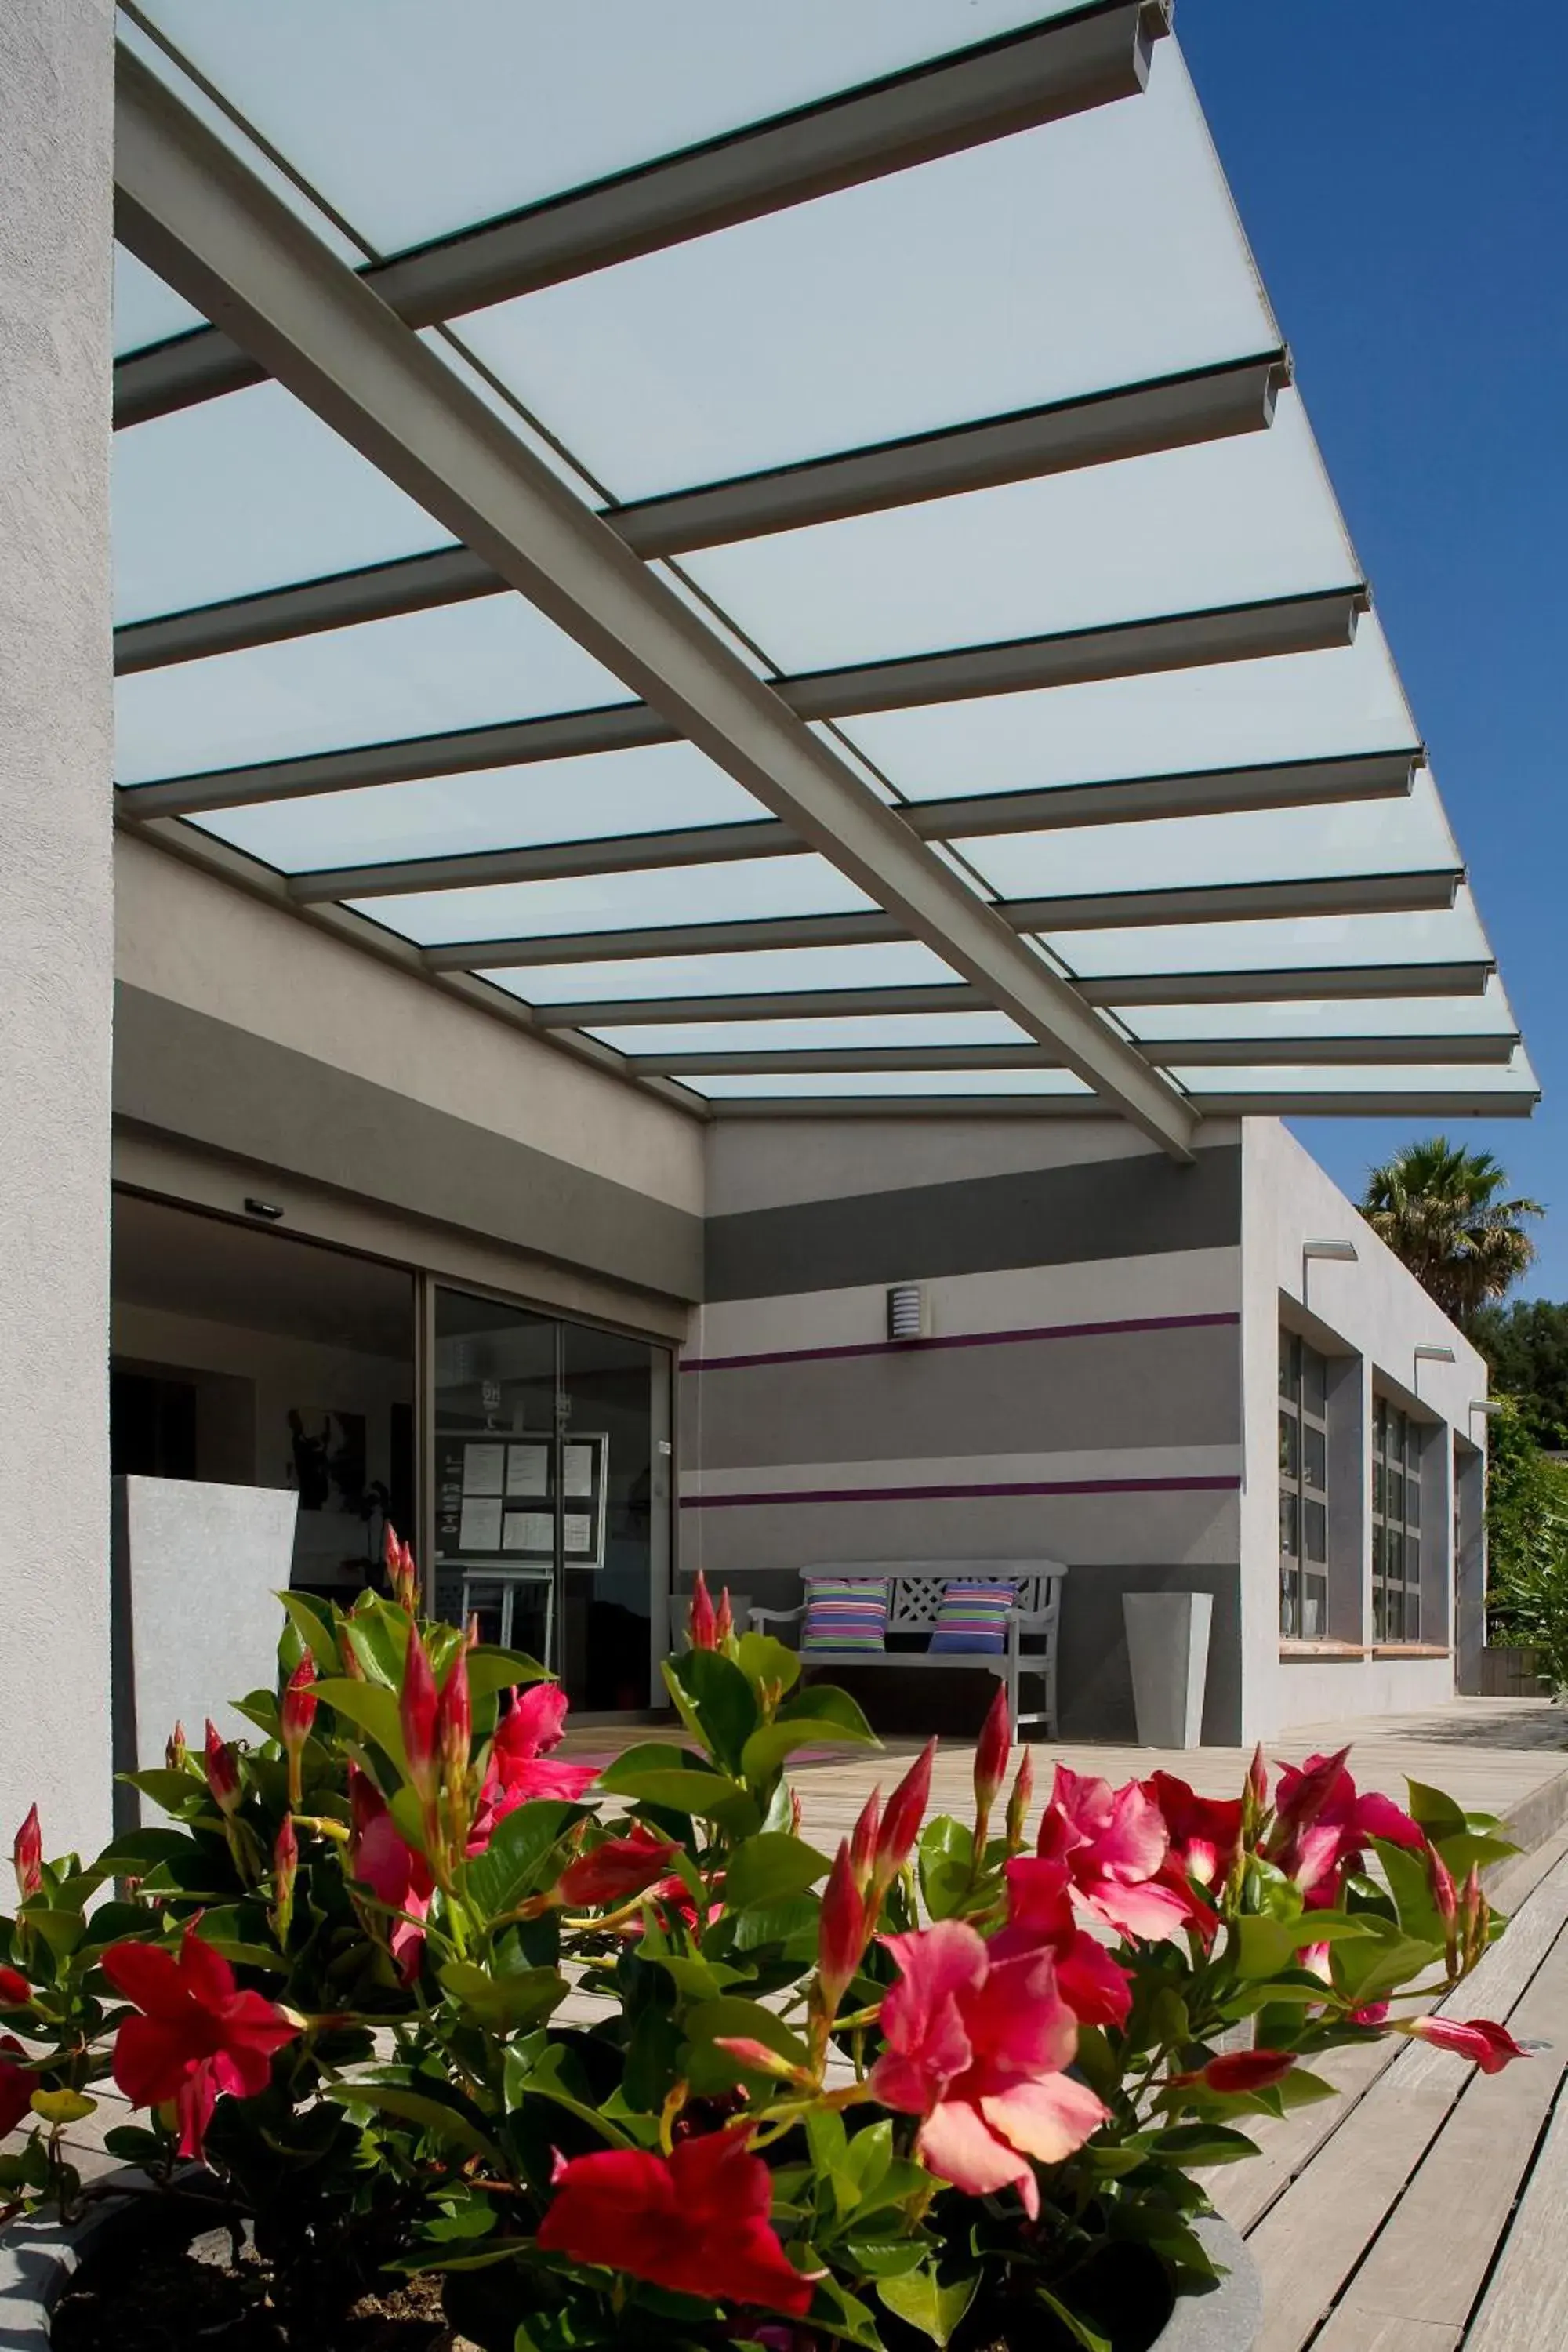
748,1560,1066,1736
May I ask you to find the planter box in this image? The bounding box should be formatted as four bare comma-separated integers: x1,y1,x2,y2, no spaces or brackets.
0,2179,1260,2351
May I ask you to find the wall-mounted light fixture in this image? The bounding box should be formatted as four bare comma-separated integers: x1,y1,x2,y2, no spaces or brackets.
887,1283,927,1343
1468,1399,1503,1418
1301,1235,1358,1303
1413,1341,1456,1398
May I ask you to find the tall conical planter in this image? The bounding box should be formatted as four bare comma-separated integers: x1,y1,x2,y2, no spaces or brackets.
1123,1590,1214,1748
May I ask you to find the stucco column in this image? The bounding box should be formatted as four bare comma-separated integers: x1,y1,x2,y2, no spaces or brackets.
0,0,115,1857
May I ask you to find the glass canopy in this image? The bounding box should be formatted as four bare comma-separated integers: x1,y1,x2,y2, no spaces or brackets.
109,4,1534,1129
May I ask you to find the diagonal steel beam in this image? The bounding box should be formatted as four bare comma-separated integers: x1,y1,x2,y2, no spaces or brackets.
284,750,1419,905
114,41,1199,1156
114,1,1171,426
114,352,1289,672
430,871,1463,971
116,589,1369,820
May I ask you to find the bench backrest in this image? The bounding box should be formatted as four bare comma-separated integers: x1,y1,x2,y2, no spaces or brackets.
803,1561,1066,1628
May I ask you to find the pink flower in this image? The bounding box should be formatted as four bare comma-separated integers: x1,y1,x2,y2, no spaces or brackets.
870,1920,1106,2214
349,1767,433,1982
1142,1773,1243,1890
993,1858,1133,2027
1408,2016,1527,2074
1269,1750,1424,1907
468,1682,596,1850
557,1826,681,1910
1036,1766,1193,1942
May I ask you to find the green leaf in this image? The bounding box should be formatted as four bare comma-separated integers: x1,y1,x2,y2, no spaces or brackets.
118,1768,204,1817
735,1631,801,1697
742,1715,877,1784
877,2268,978,2347
323,2078,503,2161
464,1800,587,1919
1329,1922,1441,2007
1036,2285,1112,2352
844,2118,895,2196
1231,1911,1371,1979
845,2240,927,2278
31,2089,96,2126
503,2038,633,2147
1404,1779,1468,1842
1436,1830,1518,1880
597,1746,758,1831
725,1832,831,1911
646,1951,746,2002
278,1590,343,1674
731,1895,820,1957
811,2274,891,2350
314,1679,408,1775
681,1998,811,2095
777,1684,877,1739
94,1827,201,1873
466,1648,550,1702
668,1649,760,1774
438,1960,565,2031
1147,2122,1261,2165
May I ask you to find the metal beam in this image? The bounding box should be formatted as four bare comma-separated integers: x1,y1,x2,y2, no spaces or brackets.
114,1,1171,425
699,1085,1540,1120
629,1033,1522,1076
114,41,1199,1156
114,353,1288,672
1078,960,1495,1006
1189,1087,1538,1120
425,870,1463,971
117,590,1370,820
285,748,1419,906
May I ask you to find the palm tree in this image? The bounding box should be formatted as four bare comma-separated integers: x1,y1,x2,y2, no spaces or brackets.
1360,1138,1543,1326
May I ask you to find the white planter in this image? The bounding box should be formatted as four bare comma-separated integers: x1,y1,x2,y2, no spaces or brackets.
1123,1592,1213,1748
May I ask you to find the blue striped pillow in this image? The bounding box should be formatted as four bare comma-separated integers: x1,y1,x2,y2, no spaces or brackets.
801,1577,889,1653
928,1581,1015,1654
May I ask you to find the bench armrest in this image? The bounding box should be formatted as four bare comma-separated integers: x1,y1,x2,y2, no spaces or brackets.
1008,1606,1059,1629
747,1604,808,1629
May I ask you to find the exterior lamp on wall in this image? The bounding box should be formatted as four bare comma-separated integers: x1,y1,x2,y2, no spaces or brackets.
886,1283,927,1343
1301,1235,1359,1302
1413,1341,1456,1399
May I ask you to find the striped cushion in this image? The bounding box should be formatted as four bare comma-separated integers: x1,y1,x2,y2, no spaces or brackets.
928,1580,1016,1654
801,1577,889,1653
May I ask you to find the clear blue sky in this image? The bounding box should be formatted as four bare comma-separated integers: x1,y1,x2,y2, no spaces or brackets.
1181,1,1566,1298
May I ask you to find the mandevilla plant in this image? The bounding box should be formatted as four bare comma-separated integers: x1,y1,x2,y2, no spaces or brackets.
0,1541,1526,2352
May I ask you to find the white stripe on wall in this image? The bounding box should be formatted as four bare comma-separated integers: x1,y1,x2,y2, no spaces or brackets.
683,1443,1243,1499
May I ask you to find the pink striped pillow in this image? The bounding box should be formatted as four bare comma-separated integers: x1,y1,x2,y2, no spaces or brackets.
928,1581,1015,1654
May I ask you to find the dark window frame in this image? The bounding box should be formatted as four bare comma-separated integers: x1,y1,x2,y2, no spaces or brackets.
1371,1392,1422,1643
1279,1328,1330,1639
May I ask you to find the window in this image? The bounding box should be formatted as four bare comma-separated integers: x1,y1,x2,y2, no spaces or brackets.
1279,1329,1329,1637
1372,1395,1422,1642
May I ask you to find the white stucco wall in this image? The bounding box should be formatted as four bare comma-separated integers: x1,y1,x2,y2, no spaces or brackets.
0,0,115,1856
1239,1120,1488,1739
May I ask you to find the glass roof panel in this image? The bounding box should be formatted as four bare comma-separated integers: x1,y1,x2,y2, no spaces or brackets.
587,1011,1030,1054
460,47,1274,500
834,620,1417,799
678,392,1353,673
687,1070,1094,1099
114,381,456,623
1167,1058,1538,1099
481,941,964,1005
1123,978,1519,1045
1048,891,1494,978
355,854,875,948
960,771,1458,901
113,243,203,357
191,742,767,872
136,0,1076,256
114,598,632,784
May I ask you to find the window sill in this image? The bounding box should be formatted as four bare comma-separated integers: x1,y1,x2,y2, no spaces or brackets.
1279,1639,1366,1661
1370,1644,1451,1661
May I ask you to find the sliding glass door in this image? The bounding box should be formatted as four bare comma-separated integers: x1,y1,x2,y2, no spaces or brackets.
429,1286,670,1711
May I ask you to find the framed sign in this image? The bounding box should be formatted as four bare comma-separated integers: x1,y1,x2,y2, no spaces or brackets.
434,1430,610,1571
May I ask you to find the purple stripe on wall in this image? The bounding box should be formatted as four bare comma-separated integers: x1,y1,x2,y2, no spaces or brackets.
681,1474,1242,1510
681,1309,1240,1375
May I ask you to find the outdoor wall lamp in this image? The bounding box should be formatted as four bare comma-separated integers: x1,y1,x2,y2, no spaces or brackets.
1301,1236,1359,1302
1468,1399,1503,1417
886,1283,927,1343
1414,1341,1456,1399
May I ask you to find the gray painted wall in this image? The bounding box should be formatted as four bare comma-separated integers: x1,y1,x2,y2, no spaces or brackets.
0,0,115,1858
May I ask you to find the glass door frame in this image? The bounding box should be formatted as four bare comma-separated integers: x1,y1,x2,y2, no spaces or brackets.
414,1269,674,1715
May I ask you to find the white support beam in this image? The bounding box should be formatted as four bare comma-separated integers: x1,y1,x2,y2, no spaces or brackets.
113,42,1200,1157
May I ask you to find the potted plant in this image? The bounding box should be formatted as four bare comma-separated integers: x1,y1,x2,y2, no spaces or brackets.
0,1548,1526,2350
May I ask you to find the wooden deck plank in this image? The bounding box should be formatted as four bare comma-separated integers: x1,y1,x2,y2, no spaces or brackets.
1309,1919,1568,2346
1244,1848,1568,2352
1462,2082,1568,2352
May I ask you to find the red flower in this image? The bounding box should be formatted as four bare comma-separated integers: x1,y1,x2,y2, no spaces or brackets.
0,1968,30,2008
1142,1773,1243,1890
538,2129,815,2314
1196,2049,1295,2095
468,1684,596,1852
974,1687,1011,1821
349,1766,434,1982
1036,1766,1192,1941
102,1929,298,2158
993,1858,1133,2027
1268,1751,1424,1907
870,1920,1106,2214
1408,2016,1528,2074
0,2038,34,2138
12,1808,42,1901
557,1826,680,1910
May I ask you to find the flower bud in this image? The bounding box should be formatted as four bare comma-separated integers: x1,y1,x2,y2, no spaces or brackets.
1196,2049,1294,2095
815,1841,866,2018
0,1968,29,2007
165,1723,188,1775
688,1572,717,1652
465,1612,481,1650
713,1587,735,1646
1407,2014,1527,2073
712,2036,812,2087
438,1650,473,1790
12,1809,42,1903
281,1658,318,1809
400,1625,441,1803
789,1788,804,1837
1428,1842,1459,1962
874,1739,935,1892
974,1686,1011,1822
849,1788,883,1893
203,1724,241,1817
385,1524,419,1613
1243,1744,1269,1835
1004,1747,1036,1856
271,1815,299,1946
